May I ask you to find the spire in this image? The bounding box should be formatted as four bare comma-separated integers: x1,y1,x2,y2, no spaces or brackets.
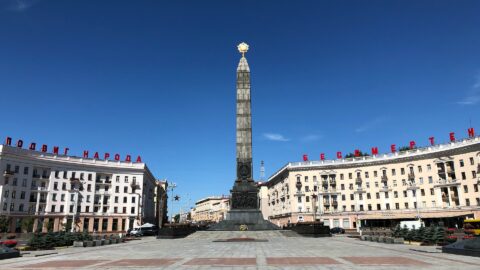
237,57,250,72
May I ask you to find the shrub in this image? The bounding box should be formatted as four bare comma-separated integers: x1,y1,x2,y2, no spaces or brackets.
406,229,417,242
433,226,445,245
6,235,16,239
423,226,434,244
414,225,425,242
391,225,401,238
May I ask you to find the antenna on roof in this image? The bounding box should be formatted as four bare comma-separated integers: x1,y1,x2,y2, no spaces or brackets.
260,160,265,181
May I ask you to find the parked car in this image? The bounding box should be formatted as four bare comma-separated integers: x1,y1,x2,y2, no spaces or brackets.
330,227,345,234
130,226,159,236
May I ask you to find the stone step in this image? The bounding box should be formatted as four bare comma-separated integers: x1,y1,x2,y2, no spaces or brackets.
186,230,286,240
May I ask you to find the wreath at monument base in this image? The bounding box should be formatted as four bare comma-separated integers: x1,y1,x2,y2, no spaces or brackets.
239,224,248,231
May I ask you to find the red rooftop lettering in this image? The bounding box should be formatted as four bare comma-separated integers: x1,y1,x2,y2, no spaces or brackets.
450,132,455,142
5,137,12,146
53,146,59,155
136,156,142,163
371,147,378,155
104,153,110,160
337,152,342,159
16,140,23,148
302,154,308,161
409,141,416,149
41,145,47,153
94,152,99,159
114,154,120,161
320,153,325,160
29,143,36,150
468,127,475,137
125,155,131,162
83,150,89,158
391,144,396,153
429,137,435,146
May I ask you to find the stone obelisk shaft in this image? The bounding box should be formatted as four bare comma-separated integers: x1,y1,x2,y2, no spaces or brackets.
236,56,253,181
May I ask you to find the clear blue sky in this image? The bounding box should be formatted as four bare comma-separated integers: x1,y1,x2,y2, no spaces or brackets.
1,0,479,215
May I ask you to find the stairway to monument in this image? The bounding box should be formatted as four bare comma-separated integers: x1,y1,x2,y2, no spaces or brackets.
186,230,289,240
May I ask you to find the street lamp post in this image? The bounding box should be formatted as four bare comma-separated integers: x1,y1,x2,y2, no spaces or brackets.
167,182,177,223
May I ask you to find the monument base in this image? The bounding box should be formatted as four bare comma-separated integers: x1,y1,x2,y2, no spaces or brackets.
208,209,279,231
442,237,480,257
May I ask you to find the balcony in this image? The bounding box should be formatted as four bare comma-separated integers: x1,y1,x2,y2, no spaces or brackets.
408,173,415,181
3,170,14,176
332,201,338,207
406,183,419,190
295,181,302,189
31,186,49,192
355,178,362,185
131,181,140,190
381,175,388,182
94,201,101,205
434,179,460,187
355,187,366,193
330,179,336,185
323,200,330,206
380,186,391,192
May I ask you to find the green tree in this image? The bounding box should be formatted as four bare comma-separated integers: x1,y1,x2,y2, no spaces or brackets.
174,214,180,223
423,226,434,244
21,217,35,233
433,226,445,245
406,229,417,242
0,215,11,233
414,225,425,242
400,225,409,239
391,224,401,238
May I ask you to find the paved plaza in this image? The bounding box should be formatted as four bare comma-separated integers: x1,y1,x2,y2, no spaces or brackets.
2,231,480,269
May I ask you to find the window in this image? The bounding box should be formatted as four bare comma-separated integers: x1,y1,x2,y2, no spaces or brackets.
52,193,57,201
401,168,405,175
348,173,352,179
14,166,19,173
51,205,56,212
124,187,128,193
351,205,355,211
374,182,378,188
20,191,25,199
469,157,474,165
341,184,345,190
22,179,27,187
23,167,29,175
366,182,370,188
430,188,434,195
472,171,477,178
61,194,65,201
86,206,90,212
365,172,369,178
460,159,464,167
350,194,354,200
87,184,91,191
123,197,127,203
304,176,308,182
464,185,468,193
404,202,409,209
358,194,363,200
418,166,422,173
19,204,24,212
55,171,60,178
88,174,92,181
466,199,470,206
114,196,119,203
123,207,126,213
60,205,64,212
340,174,344,180
12,178,17,186
375,193,380,199
403,191,408,197
306,196,310,202
421,189,425,196
395,203,400,209
70,194,75,201
62,183,66,190
427,164,431,171
368,204,372,210
392,169,396,176
69,205,74,213
115,186,119,193
394,191,398,198
419,177,423,184
393,180,397,187
116,176,120,183
87,195,91,202
305,186,310,192
428,176,433,184
341,195,346,201
376,204,381,210
462,172,466,180
475,185,478,192
124,176,129,183
114,207,118,213
80,173,84,180
313,176,317,182
132,196,136,203
373,171,377,177
367,193,371,199
63,171,67,179
386,203,390,210
384,192,389,199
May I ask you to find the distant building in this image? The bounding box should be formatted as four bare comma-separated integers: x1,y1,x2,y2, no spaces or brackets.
191,196,230,223
0,144,161,233
260,136,480,229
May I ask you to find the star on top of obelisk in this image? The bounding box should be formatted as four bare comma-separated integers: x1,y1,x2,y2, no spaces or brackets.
237,42,249,57
237,42,250,72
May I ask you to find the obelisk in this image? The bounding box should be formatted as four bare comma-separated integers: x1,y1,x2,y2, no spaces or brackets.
209,43,278,230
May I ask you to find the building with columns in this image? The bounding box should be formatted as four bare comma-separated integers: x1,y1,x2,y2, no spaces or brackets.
191,196,230,224
260,136,480,229
0,144,164,233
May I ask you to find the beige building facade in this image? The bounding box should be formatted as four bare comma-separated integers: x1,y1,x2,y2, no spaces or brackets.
191,196,230,223
260,136,480,229
0,144,164,234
